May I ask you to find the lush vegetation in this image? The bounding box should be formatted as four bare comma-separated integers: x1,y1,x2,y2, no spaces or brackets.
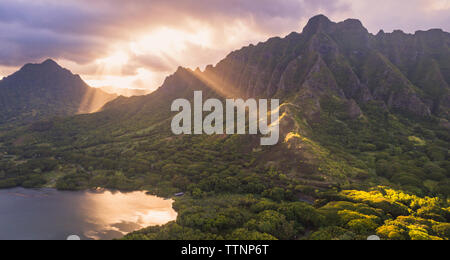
123,187,449,240
0,94,448,240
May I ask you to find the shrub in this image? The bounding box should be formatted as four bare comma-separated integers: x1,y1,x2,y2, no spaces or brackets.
432,223,450,239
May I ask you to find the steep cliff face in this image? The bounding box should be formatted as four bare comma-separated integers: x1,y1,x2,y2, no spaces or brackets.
162,15,449,120
373,29,450,117
100,15,449,125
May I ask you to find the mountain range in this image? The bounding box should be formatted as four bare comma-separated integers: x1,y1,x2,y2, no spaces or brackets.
101,14,450,129
0,15,449,240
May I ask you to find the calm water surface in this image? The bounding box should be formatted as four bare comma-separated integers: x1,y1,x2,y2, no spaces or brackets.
0,187,177,240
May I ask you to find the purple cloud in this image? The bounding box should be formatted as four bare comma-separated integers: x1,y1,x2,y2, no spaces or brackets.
0,0,348,67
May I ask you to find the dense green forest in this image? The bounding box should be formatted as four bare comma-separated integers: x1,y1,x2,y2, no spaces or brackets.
0,93,448,240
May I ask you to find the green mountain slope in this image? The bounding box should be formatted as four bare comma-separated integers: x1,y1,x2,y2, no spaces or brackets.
0,16,449,240
0,59,117,126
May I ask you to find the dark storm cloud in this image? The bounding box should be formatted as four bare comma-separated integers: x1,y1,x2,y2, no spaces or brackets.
0,22,108,66
0,0,449,79
0,0,111,66
0,1,100,34
0,0,347,67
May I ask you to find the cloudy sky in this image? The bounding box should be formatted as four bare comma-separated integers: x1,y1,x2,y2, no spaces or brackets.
0,0,449,92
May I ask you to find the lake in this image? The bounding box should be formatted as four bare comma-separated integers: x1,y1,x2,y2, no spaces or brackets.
0,187,177,240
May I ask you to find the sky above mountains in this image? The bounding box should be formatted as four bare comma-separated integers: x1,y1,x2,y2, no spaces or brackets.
0,0,449,92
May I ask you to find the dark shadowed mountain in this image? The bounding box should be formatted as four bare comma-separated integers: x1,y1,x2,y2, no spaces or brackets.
0,59,117,125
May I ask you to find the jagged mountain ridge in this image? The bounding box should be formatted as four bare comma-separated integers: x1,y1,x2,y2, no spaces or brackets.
202,15,449,118
0,59,117,124
104,15,449,123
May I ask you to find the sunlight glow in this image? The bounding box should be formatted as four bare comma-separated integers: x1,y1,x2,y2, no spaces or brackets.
428,0,450,10
94,50,130,76
84,26,214,91
131,27,212,54
80,190,177,240
55,19,270,94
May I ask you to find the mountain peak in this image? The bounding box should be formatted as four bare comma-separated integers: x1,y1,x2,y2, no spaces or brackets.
302,14,334,35
342,18,364,27
41,58,60,67
308,14,332,24
19,59,64,74
39,59,65,72
415,28,445,37
339,18,367,32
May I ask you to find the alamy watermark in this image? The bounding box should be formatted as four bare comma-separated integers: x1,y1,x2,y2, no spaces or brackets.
171,91,280,146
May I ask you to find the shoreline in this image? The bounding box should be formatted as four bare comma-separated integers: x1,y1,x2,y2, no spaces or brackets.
0,187,178,240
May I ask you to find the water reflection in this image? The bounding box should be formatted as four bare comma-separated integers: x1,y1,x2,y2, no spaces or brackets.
0,188,177,240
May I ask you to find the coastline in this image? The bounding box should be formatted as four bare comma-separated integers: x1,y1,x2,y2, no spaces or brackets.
0,187,178,240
